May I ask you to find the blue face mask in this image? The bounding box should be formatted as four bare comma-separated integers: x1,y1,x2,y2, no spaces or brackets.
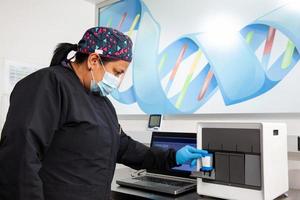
90,64,120,96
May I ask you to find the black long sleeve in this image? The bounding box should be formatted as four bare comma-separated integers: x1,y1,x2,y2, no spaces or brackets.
0,69,61,200
117,128,178,170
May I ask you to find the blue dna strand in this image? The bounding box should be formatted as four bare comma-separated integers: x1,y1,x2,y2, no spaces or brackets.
99,0,300,114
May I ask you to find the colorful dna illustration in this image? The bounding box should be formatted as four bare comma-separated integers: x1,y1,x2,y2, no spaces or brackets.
99,0,300,114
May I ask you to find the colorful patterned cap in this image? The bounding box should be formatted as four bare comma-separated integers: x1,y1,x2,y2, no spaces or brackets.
77,27,133,62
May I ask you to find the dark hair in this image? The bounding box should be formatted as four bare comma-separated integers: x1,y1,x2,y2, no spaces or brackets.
50,43,115,66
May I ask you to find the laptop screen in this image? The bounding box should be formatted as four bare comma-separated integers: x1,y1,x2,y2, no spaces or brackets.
149,131,197,178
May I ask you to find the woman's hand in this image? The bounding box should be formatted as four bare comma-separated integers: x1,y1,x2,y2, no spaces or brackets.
176,145,208,166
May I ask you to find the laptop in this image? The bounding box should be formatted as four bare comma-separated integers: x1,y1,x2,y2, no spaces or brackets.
116,131,197,195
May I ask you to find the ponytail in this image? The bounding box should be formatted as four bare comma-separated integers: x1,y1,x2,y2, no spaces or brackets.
50,43,78,66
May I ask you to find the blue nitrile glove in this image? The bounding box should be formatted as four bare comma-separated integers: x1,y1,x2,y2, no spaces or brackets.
176,145,208,165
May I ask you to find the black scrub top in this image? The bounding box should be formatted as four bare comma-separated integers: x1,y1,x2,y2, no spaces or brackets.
0,64,177,200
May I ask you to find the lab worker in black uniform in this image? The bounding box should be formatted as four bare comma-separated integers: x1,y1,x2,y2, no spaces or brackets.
0,27,208,200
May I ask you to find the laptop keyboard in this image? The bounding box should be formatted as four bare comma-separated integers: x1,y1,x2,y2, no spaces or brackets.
133,176,193,187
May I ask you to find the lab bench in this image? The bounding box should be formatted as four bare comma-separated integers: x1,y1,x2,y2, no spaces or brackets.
111,167,300,200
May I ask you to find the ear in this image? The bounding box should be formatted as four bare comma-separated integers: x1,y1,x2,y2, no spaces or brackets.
87,53,100,70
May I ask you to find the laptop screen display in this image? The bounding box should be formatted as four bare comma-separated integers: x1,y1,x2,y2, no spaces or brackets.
150,132,197,177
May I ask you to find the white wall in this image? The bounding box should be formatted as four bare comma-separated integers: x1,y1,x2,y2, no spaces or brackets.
0,0,95,128
120,114,300,141
0,0,95,66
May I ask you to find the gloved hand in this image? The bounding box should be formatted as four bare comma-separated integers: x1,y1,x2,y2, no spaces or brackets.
176,145,208,166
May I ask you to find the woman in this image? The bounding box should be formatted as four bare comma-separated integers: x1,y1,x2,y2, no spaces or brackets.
0,27,207,200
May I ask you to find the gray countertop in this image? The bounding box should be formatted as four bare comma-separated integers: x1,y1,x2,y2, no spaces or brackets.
111,167,300,200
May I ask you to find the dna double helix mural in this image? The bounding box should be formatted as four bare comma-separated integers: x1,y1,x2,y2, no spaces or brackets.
99,0,300,114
